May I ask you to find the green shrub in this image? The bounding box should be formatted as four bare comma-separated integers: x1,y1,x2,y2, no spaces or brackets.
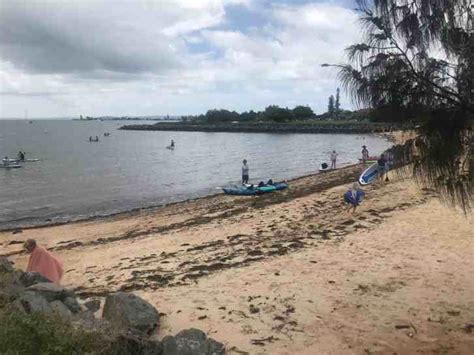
0,305,112,355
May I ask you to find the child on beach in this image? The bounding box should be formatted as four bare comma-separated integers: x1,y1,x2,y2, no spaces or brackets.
361,145,369,163
344,182,365,214
330,150,338,169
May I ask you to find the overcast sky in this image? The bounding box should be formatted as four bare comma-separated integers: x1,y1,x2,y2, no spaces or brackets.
0,0,362,118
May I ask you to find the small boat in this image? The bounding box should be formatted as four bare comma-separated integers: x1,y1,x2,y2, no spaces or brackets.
0,164,22,169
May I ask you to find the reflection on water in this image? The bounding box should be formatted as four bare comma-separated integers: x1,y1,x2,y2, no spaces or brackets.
0,120,392,228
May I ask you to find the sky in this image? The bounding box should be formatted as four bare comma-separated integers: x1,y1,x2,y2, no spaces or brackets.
0,0,363,118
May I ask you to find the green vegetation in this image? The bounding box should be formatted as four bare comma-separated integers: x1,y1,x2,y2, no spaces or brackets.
180,104,384,124
0,306,111,354
325,0,473,211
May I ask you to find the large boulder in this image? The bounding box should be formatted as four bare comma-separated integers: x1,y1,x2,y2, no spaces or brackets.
63,296,81,313
102,292,160,335
162,328,225,355
26,282,74,302
84,298,101,313
17,291,52,314
50,300,73,320
20,271,51,287
112,334,163,355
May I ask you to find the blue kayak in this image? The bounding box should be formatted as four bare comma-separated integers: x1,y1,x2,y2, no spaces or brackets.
222,182,288,196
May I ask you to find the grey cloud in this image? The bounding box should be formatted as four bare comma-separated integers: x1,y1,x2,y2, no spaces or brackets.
0,1,181,76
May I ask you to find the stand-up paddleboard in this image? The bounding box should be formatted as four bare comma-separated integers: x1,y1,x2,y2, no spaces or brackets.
359,162,379,185
0,164,22,169
319,167,332,173
166,146,175,150
15,158,40,163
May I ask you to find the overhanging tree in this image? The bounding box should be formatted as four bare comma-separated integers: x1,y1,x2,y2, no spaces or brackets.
324,0,473,212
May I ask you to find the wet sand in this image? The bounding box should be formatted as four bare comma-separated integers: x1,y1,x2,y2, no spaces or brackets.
1,164,473,354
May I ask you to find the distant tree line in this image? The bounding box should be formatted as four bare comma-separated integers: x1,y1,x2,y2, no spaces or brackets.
180,99,371,124
181,105,316,123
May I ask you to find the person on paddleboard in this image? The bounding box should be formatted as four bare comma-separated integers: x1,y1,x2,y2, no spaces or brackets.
242,159,249,184
170,139,175,148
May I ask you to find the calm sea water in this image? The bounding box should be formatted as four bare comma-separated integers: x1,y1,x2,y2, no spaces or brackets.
0,120,391,229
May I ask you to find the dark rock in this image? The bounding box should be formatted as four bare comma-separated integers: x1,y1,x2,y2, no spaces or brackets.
103,292,160,335
50,300,73,320
63,296,82,313
12,229,23,235
162,328,225,355
112,334,163,355
26,282,74,302
84,299,101,313
20,272,51,287
17,291,52,314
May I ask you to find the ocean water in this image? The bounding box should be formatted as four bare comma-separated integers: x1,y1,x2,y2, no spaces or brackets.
0,120,392,229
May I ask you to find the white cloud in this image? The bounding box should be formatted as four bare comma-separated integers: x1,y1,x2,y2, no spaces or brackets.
0,0,362,117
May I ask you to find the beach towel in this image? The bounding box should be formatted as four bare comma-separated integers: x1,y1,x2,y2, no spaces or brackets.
26,245,64,283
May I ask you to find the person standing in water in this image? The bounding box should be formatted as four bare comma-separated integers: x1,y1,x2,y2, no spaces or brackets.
361,145,369,163
2,156,9,166
242,159,249,184
330,150,338,169
170,139,175,148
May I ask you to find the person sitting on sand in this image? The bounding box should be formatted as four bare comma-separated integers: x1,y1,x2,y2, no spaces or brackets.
24,239,64,284
242,159,249,184
344,182,365,214
361,145,369,163
330,150,338,169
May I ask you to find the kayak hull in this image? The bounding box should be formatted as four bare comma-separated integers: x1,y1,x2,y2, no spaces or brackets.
359,163,379,185
223,181,288,196
0,164,22,169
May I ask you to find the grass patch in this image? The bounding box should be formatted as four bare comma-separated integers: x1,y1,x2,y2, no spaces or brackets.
0,305,112,354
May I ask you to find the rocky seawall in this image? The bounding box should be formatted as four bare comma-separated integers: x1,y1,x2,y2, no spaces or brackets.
120,121,400,134
0,257,225,354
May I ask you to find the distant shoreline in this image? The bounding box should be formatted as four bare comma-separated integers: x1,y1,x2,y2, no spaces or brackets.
120,121,401,134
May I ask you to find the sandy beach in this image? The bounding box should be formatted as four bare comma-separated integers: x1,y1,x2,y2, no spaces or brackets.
1,164,473,354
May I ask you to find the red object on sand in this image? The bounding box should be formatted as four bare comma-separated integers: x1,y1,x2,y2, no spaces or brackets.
26,245,64,283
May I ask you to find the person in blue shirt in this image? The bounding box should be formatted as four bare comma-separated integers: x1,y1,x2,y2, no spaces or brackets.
344,182,365,214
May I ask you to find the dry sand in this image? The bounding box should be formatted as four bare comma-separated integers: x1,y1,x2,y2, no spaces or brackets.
1,165,473,354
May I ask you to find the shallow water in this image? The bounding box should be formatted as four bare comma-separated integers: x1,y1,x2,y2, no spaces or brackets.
0,120,391,229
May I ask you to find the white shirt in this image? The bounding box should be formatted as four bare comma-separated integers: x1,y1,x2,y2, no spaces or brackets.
330,152,337,161
242,164,249,175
